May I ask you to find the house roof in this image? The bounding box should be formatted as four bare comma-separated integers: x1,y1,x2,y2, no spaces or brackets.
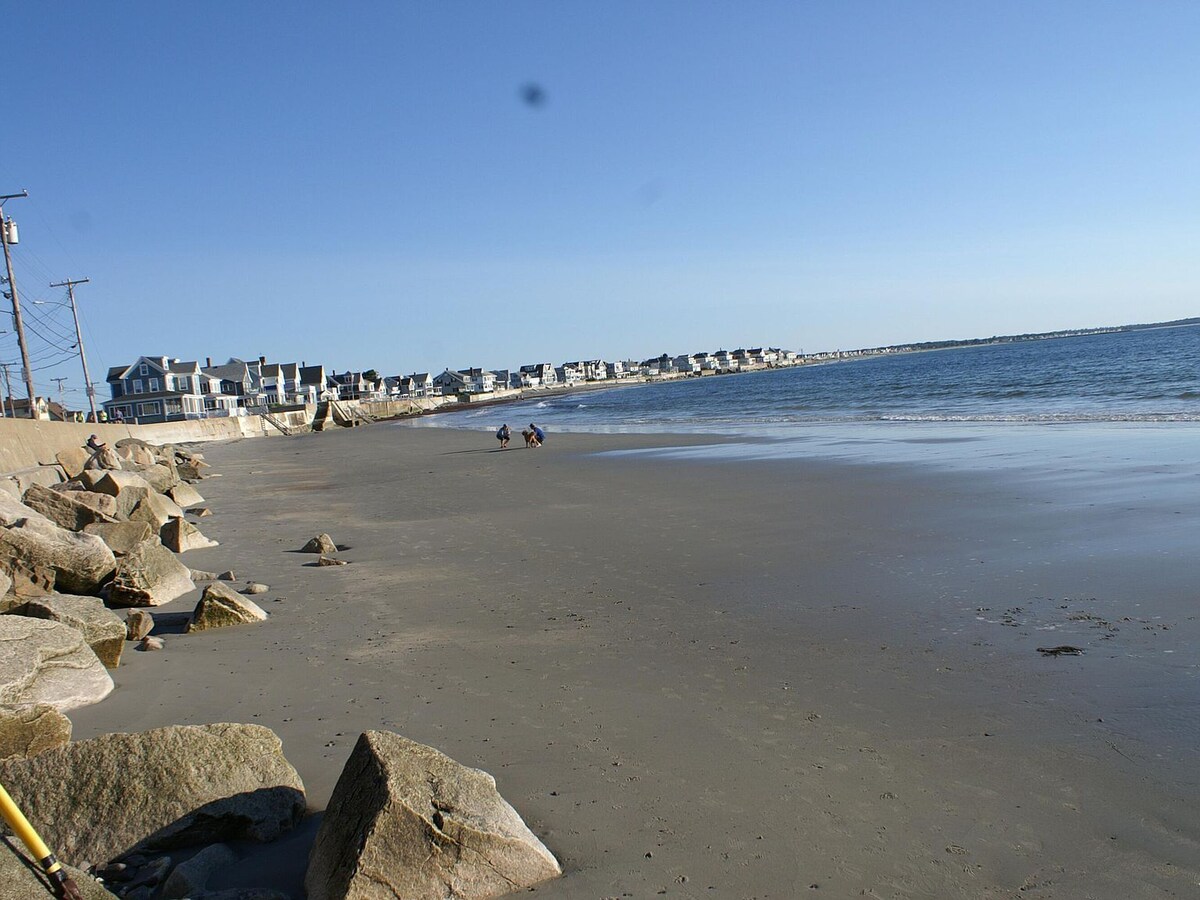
299,365,325,385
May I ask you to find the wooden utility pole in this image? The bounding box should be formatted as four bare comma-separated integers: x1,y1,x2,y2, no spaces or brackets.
0,363,13,418
0,191,35,415
49,277,96,422
51,376,67,419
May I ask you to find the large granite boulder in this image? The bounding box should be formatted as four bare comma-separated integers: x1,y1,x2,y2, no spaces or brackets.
116,442,157,467
91,470,154,519
0,517,117,594
83,520,157,556
160,517,219,553
0,491,48,527
305,731,561,900
0,839,119,900
17,593,127,668
160,842,237,899
23,483,118,531
55,445,93,479
107,542,194,608
177,459,210,482
0,723,306,867
84,448,124,471
188,582,267,632
131,463,179,494
128,493,185,529
0,703,72,760
0,617,113,711
167,482,205,508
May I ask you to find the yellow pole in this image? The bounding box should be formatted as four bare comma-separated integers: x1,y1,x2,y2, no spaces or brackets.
0,780,84,899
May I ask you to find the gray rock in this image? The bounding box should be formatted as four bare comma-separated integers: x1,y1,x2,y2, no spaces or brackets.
167,482,205,508
131,464,179,494
300,534,337,554
189,506,213,517
16,593,127,668
0,617,113,711
315,556,347,567
243,583,269,595
160,843,237,899
128,493,185,529
84,448,124,471
116,442,157,467
56,446,93,479
12,465,66,492
0,491,49,527
188,583,268,632
0,838,118,900
0,517,116,594
160,517,219,553
125,855,172,890
305,731,561,900
218,570,236,581
125,609,155,641
177,459,210,482
107,542,195,608
190,569,218,581
0,703,72,760
22,483,118,531
83,520,157,556
0,723,306,867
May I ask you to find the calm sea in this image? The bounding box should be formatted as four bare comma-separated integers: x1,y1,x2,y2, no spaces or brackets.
411,323,1200,445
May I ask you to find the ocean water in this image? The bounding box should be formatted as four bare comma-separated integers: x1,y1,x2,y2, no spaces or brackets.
407,325,1200,470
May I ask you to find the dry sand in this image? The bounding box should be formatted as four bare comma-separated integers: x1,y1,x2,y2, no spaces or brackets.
71,424,1200,898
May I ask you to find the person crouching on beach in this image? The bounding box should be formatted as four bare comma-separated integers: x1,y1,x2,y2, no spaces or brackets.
497,423,511,449
530,423,546,447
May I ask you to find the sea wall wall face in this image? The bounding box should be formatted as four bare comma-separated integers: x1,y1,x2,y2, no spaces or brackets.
0,416,268,476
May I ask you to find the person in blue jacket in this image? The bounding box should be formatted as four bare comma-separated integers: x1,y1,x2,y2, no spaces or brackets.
530,423,546,447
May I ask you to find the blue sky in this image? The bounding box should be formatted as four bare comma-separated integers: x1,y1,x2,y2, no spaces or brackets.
2,2,1198,406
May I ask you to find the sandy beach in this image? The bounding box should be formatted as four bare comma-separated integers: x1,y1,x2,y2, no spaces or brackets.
70,423,1200,899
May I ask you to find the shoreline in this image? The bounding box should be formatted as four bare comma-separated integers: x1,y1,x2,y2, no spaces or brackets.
70,425,1200,897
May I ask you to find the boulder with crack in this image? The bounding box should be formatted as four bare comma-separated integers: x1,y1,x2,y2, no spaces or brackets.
0,617,114,711
0,703,72,760
83,520,157,556
0,517,117,594
23,482,119,531
305,730,561,900
188,582,267,632
107,542,195,608
128,492,185,529
16,593,128,668
0,723,306,867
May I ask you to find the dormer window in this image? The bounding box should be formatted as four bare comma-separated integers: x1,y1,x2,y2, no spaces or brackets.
139,364,149,376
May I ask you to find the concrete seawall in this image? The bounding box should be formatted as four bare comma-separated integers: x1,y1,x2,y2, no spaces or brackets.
0,416,272,477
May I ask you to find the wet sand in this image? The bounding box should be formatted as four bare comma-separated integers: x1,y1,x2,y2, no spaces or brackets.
71,424,1200,898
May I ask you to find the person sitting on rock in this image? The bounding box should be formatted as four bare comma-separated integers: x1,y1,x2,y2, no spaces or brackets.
86,434,106,453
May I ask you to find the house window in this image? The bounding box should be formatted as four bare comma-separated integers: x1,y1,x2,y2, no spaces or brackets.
137,401,160,417
132,380,143,394
165,399,182,414
139,364,148,376
149,377,160,392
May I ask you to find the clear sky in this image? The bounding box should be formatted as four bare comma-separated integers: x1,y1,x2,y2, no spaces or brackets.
2,2,1198,406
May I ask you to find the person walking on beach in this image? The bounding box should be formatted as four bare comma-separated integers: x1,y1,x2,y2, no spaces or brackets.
496,423,511,449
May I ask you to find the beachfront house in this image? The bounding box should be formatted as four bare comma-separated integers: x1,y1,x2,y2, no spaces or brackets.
260,362,309,406
298,364,328,403
330,371,373,400
674,354,700,374
712,350,736,372
491,369,519,390
605,360,627,380
582,360,608,381
556,363,584,387
202,357,265,410
398,372,437,398
518,363,557,388
105,356,216,423
433,368,496,396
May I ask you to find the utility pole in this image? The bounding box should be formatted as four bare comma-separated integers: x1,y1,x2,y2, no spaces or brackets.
51,376,67,419
1,191,36,415
0,363,11,417
49,277,96,422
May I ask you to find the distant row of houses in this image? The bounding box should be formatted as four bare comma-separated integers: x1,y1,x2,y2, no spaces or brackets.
96,347,800,424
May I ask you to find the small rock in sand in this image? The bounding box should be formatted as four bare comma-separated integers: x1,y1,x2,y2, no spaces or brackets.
316,556,348,567
243,582,269,595
218,570,236,581
300,534,337,554
139,636,164,651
